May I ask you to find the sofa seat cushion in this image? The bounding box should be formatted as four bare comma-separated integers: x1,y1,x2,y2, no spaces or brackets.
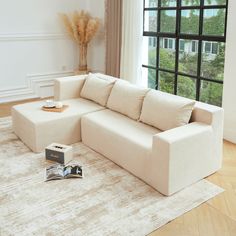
81,109,161,178
107,80,149,120
80,74,115,106
82,109,160,148
140,90,195,131
12,98,104,152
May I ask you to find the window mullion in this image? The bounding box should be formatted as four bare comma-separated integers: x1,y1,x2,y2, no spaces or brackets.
174,0,181,95
224,0,229,38
155,0,161,90
196,0,204,101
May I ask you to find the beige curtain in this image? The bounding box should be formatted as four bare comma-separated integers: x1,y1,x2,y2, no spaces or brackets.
105,0,122,78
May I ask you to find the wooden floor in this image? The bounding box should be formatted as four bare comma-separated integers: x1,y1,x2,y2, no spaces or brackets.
0,99,236,236
0,98,47,117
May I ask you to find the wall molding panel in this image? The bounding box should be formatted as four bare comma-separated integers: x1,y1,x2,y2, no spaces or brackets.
0,71,74,103
0,33,68,42
0,32,77,103
0,0,105,104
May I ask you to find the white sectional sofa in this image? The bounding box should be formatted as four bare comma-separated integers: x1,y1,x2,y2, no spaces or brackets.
12,73,224,196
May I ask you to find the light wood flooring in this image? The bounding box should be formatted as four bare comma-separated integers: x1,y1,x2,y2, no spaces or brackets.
0,99,236,236
0,98,48,117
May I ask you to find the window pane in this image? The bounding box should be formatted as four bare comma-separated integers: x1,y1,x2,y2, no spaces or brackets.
164,38,168,48
142,36,157,67
182,0,200,6
144,10,157,32
160,10,176,33
179,40,199,76
159,37,176,70
212,42,218,54
177,76,196,99
142,67,156,89
203,9,225,36
204,0,226,6
179,40,185,51
200,81,223,106
169,39,173,48
191,41,198,52
181,10,200,34
145,0,158,8
204,42,211,53
201,42,225,81
159,71,175,94
161,0,176,7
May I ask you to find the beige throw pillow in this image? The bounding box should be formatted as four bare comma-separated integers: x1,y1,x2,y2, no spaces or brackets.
80,74,115,106
140,90,195,131
93,73,118,83
107,80,149,120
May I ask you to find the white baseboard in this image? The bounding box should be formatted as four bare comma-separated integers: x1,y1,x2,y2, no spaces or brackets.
223,129,236,144
0,71,74,103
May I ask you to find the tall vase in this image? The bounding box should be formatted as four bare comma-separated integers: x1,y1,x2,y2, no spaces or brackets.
79,43,88,71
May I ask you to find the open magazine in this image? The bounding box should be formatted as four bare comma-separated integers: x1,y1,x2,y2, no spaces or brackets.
45,164,83,181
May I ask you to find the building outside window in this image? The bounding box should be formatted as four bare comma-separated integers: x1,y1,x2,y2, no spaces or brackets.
191,41,198,53
160,38,175,50
179,39,185,51
204,42,212,53
149,37,157,47
212,42,218,54
142,0,228,106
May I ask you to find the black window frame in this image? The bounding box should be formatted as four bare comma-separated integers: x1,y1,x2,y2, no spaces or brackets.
142,0,228,104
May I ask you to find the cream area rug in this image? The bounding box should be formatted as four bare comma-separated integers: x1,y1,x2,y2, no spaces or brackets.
0,117,223,236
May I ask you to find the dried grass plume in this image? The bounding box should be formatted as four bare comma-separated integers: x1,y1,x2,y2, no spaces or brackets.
59,10,100,45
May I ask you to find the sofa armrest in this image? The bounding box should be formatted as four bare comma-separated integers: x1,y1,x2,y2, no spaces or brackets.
150,122,214,196
54,75,87,101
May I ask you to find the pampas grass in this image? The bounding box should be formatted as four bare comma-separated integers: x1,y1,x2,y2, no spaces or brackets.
60,14,75,41
59,10,100,71
59,10,100,45
85,19,100,43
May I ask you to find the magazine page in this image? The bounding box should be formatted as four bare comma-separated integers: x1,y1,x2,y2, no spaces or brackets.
45,164,64,181
64,165,83,178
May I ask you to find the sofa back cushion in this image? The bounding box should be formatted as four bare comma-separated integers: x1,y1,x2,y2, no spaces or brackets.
107,80,149,120
80,74,115,106
140,90,195,131
93,73,118,83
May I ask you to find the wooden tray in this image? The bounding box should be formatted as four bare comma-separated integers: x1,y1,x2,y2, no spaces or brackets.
42,105,69,113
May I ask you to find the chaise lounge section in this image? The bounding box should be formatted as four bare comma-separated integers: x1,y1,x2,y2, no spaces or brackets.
12,98,105,152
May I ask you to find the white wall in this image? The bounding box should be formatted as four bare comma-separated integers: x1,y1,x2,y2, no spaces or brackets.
85,0,106,73
0,0,106,103
222,0,236,143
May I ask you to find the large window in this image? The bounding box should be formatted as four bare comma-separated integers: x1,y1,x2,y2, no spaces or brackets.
142,0,228,106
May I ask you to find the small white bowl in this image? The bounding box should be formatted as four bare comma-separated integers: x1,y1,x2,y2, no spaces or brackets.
55,102,63,109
